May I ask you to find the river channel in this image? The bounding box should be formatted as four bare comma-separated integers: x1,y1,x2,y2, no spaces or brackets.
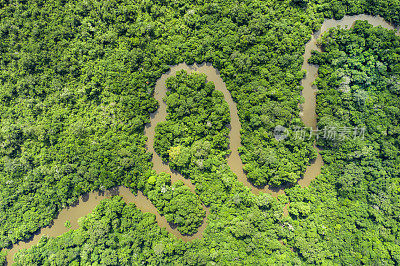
4,15,399,265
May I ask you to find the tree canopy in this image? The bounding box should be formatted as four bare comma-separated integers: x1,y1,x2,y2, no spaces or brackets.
1,0,400,264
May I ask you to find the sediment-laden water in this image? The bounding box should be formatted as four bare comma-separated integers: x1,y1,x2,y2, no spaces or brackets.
5,15,399,265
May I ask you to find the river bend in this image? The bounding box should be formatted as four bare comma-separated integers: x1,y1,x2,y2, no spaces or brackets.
4,14,399,265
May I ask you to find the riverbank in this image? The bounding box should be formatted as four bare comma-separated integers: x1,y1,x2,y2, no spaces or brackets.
4,14,399,264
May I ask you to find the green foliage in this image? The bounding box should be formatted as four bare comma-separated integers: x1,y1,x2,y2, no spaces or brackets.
0,250,5,265
313,0,400,23
13,195,297,265
155,71,230,172
1,0,400,264
285,21,400,265
144,173,206,235
64,221,72,229
13,197,187,265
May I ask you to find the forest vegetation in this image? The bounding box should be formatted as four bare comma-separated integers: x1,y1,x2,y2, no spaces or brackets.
144,172,206,235
287,21,400,264
154,71,231,174
0,0,399,264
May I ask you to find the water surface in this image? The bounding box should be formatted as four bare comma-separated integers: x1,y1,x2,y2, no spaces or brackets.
5,14,399,264
299,14,399,187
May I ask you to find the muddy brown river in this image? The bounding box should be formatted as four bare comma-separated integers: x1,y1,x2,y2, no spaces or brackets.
146,62,287,196
4,15,399,265
299,14,399,187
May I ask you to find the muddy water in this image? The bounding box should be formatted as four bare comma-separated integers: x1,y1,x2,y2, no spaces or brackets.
5,187,208,264
147,62,284,196
144,64,201,192
301,14,400,129
5,14,399,265
299,15,399,187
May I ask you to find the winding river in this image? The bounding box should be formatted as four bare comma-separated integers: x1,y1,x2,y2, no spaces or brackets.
4,15,399,265
145,62,287,197
299,14,399,187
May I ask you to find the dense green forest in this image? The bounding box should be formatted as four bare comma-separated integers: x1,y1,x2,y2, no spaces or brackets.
285,21,400,264
13,193,293,264
144,173,206,235
1,0,400,264
13,197,190,265
154,71,231,172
